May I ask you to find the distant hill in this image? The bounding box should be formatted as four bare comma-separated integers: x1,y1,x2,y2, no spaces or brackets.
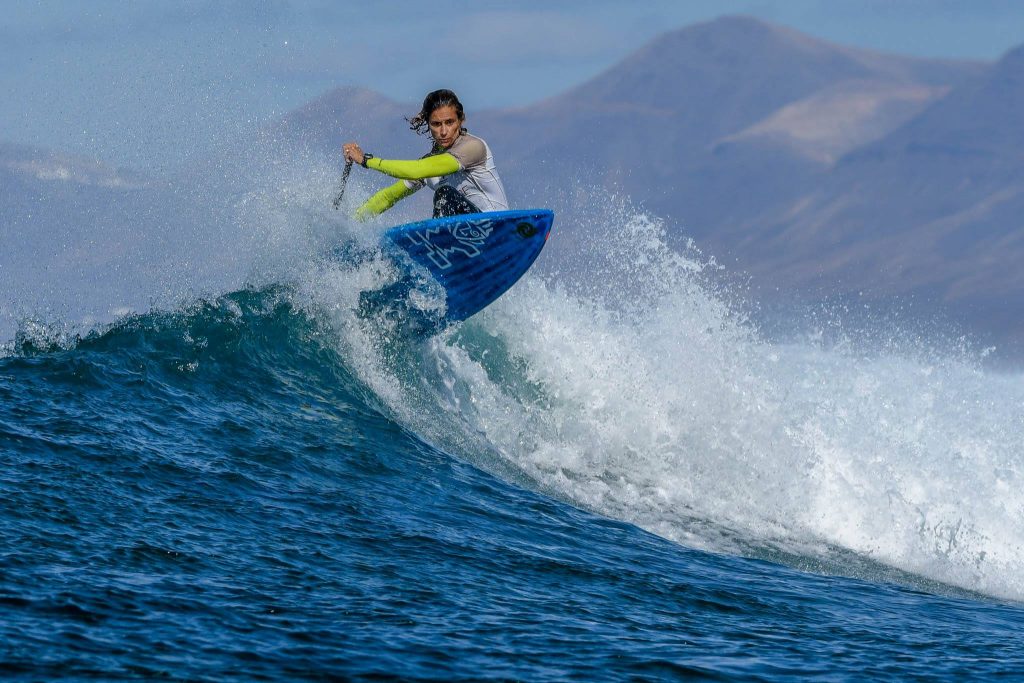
473,16,982,233
756,41,1024,297
271,86,416,157
278,16,1024,352
83,15,1019,357
0,143,242,340
721,38,1024,348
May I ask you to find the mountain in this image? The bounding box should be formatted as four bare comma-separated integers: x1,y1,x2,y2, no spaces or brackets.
474,16,981,233
0,143,244,341
728,41,1024,346
236,16,1024,354
271,86,416,156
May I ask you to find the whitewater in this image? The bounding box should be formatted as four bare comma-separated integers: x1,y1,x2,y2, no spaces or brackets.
292,178,1024,602
2,166,1023,679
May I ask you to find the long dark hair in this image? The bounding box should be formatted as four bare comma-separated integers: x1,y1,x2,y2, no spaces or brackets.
407,89,467,137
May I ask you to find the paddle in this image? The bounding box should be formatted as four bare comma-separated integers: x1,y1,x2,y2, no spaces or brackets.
332,160,354,210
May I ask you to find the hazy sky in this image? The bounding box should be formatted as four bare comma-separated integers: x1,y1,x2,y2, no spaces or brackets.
4,1,1024,170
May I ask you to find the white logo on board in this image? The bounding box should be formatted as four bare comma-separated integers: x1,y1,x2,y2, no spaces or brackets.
406,219,494,270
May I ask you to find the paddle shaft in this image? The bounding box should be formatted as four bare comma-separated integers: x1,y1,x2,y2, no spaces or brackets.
332,160,354,210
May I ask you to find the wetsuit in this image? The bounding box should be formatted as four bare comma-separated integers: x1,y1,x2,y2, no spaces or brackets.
355,132,509,220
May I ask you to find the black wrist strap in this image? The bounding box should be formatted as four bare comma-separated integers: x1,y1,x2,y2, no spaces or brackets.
361,153,374,169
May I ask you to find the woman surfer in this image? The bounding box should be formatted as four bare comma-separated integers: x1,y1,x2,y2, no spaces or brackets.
342,89,509,220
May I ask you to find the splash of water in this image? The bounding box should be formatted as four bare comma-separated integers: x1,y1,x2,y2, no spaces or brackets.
285,191,1024,602
17,155,1020,603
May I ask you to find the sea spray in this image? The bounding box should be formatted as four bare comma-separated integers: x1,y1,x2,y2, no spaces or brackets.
44,159,1017,603
290,194,1024,602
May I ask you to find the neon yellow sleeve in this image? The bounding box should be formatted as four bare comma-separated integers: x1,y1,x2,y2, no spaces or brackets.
366,153,461,180
354,180,417,221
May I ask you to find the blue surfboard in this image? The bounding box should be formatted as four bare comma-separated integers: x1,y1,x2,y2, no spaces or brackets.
379,209,554,325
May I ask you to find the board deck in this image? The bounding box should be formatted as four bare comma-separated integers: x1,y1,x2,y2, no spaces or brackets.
382,209,554,324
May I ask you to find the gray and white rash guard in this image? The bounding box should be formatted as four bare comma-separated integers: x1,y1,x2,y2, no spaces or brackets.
404,133,509,212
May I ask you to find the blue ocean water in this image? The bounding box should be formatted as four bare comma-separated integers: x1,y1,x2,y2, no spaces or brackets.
3,201,1024,680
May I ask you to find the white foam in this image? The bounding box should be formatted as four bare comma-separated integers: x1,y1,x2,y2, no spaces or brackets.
261,178,1024,602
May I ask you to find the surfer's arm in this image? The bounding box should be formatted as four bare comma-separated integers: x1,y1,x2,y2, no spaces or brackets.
365,154,461,180
354,180,417,221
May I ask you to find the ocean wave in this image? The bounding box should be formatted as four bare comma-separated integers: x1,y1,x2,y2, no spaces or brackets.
6,190,1024,603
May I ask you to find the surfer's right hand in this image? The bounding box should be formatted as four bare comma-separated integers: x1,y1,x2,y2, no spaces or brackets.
342,142,365,166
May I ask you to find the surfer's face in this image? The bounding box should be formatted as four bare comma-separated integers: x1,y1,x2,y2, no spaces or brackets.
429,105,463,149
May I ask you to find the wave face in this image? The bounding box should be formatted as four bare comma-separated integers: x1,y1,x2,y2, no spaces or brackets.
3,195,1024,678
311,201,1024,603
